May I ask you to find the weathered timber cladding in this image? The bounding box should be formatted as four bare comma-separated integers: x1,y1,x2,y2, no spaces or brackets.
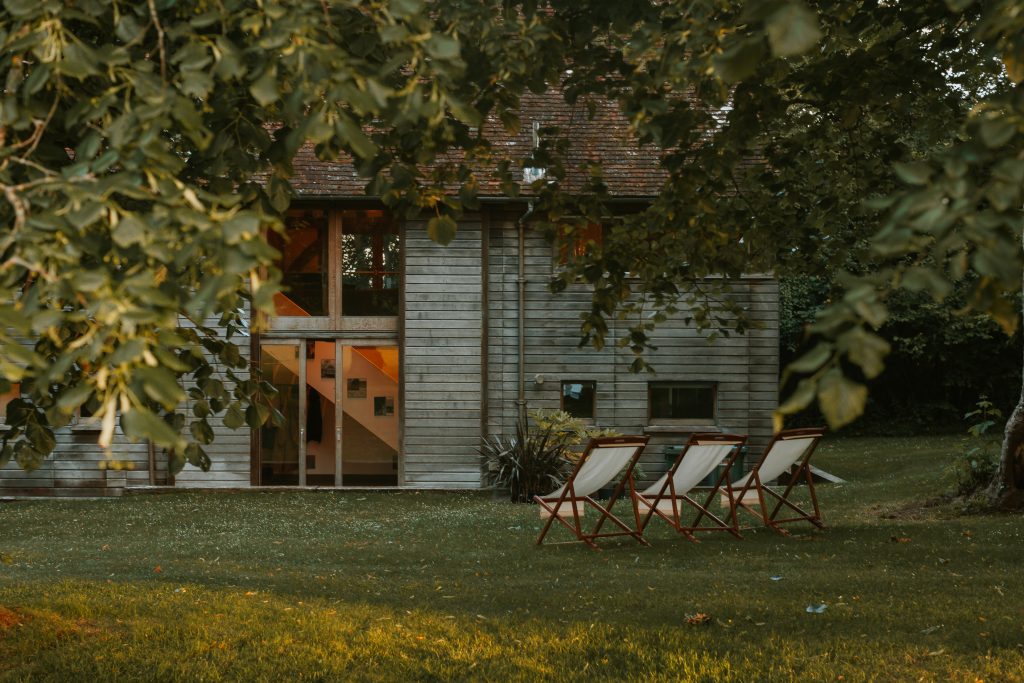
173,317,253,488
1,206,779,495
0,431,147,497
403,220,484,488
486,212,778,486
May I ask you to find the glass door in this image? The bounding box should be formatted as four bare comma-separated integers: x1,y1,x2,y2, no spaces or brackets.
257,342,304,485
304,339,342,486
258,340,400,487
341,345,399,486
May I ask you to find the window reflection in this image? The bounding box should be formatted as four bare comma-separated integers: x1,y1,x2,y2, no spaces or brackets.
341,210,400,316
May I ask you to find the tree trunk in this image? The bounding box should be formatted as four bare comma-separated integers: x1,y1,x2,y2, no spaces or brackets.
991,385,1024,510
989,261,1024,510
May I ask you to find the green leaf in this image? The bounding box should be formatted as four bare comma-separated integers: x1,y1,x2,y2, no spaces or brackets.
787,342,833,374
776,378,817,416
713,38,765,83
766,3,823,58
121,407,183,449
249,64,279,107
852,299,888,329
190,418,215,444
223,213,261,244
979,117,1016,149
56,384,93,412
839,327,890,380
113,215,147,248
223,403,245,429
390,0,423,19
901,268,953,301
427,215,458,245
893,161,932,186
3,0,39,18
337,118,378,160
245,401,270,428
136,367,185,410
424,34,460,61
168,448,187,475
817,369,867,428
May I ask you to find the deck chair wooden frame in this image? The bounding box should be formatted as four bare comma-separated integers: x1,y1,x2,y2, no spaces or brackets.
723,428,826,535
635,433,747,541
534,435,650,550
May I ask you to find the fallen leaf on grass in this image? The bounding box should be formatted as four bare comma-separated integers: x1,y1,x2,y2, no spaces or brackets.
0,606,22,629
153,565,162,573
685,613,712,625
890,536,912,543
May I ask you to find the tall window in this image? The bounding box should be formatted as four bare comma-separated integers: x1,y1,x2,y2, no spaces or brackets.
269,209,329,318
270,207,400,329
340,210,399,316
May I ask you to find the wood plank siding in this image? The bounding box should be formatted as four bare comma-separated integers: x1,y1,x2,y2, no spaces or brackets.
173,315,253,488
1,207,779,494
402,219,484,488
486,210,778,485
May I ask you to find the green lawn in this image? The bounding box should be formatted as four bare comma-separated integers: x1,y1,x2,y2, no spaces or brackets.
1,435,1022,682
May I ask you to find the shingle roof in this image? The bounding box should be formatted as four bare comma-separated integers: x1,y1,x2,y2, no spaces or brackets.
289,90,666,199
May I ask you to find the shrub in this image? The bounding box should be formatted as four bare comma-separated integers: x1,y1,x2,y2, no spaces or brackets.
950,396,1003,497
480,414,573,503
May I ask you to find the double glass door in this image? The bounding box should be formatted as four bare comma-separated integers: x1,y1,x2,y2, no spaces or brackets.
257,339,399,486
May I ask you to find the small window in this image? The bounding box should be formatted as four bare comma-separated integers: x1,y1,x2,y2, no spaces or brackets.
561,381,596,419
73,394,102,430
558,223,603,263
649,383,716,422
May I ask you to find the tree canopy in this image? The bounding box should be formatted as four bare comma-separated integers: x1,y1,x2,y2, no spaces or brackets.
1,0,1021,501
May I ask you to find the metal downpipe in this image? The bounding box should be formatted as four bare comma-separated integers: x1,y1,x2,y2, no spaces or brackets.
516,201,534,422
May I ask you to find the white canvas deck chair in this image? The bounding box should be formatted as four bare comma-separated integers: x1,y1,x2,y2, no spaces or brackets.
723,428,827,534
634,433,747,541
534,435,650,550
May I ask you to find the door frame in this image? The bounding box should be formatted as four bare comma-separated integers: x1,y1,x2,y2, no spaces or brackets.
251,334,400,487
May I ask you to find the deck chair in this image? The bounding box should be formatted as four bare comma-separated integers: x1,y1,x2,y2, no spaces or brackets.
634,433,747,541
722,427,827,534
534,435,650,550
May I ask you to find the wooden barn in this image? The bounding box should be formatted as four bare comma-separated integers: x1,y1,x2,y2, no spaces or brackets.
0,96,778,496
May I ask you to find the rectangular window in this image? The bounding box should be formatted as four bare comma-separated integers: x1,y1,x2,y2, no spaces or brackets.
561,381,596,419
270,209,330,319
268,207,400,330
649,383,716,422
340,210,399,316
558,223,603,263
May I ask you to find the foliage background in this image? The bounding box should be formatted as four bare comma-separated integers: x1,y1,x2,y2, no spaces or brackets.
781,275,1022,434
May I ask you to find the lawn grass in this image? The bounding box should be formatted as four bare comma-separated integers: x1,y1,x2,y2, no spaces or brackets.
1,434,1023,681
